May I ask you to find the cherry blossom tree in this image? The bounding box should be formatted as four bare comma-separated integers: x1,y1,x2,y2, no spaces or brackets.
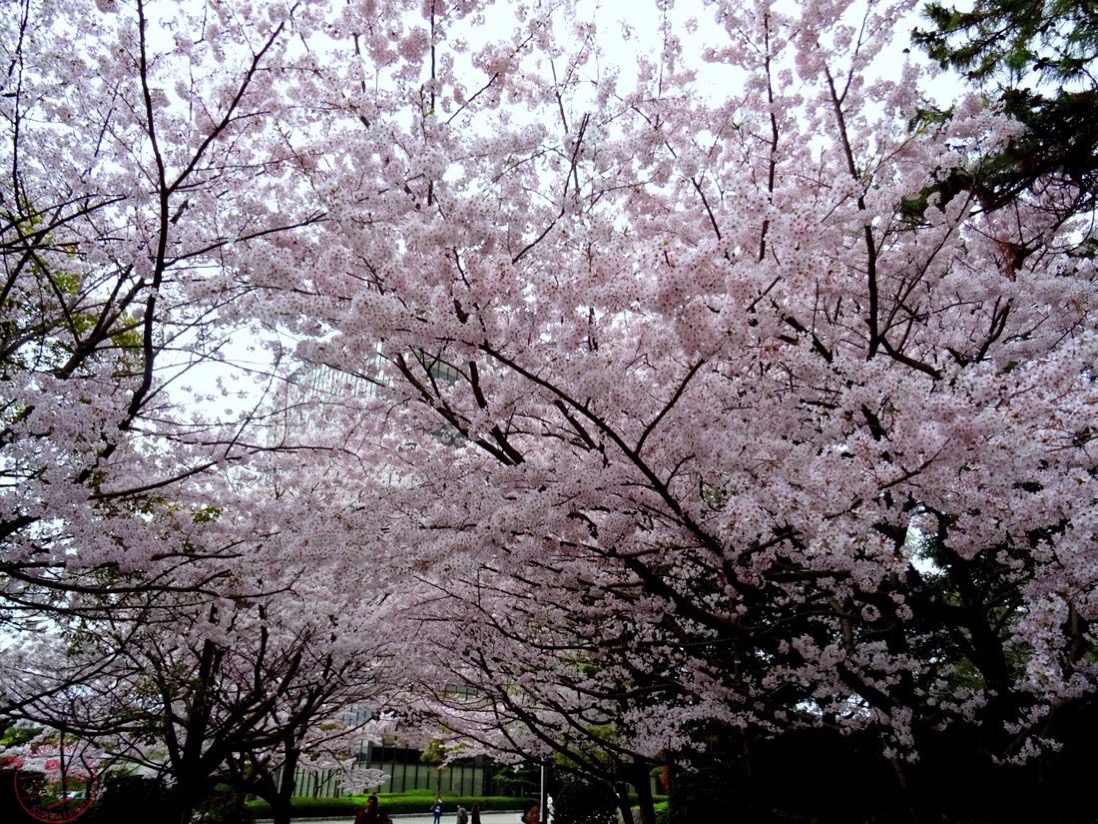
0,5,416,819
3,362,418,823
0,0,353,742
4,0,1096,821
0,0,333,711
6,476,409,824
410,592,664,824
237,0,1098,820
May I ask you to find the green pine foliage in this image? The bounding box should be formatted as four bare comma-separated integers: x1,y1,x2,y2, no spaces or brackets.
913,0,1098,208
917,0,1097,83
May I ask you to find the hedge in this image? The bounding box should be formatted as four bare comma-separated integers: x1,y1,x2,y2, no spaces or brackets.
246,793,528,818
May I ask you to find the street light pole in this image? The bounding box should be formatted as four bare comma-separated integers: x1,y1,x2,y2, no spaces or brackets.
539,763,546,824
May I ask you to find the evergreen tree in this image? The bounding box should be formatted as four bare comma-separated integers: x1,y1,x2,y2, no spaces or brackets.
915,0,1098,209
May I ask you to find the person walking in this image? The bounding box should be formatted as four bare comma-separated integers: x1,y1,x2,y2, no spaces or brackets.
471,803,482,824
432,797,443,824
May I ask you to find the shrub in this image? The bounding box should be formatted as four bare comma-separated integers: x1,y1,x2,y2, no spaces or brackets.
82,774,179,824
194,783,254,824
246,793,528,818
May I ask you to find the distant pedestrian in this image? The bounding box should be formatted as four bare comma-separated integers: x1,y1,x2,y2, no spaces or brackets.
520,801,541,824
471,803,482,824
432,798,443,824
457,804,469,824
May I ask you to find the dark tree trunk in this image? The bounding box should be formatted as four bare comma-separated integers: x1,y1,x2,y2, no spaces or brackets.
613,781,633,824
628,763,656,824
270,740,300,824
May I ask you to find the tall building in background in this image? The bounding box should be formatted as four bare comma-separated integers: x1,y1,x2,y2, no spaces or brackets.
274,353,490,799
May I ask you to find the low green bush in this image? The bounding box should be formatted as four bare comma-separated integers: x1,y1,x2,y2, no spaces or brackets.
246,793,527,818
247,796,359,818
81,774,180,824
375,795,525,815
623,799,671,824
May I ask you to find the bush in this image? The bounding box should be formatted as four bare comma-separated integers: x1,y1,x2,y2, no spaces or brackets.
194,783,254,824
82,774,180,824
625,801,671,824
246,793,528,818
